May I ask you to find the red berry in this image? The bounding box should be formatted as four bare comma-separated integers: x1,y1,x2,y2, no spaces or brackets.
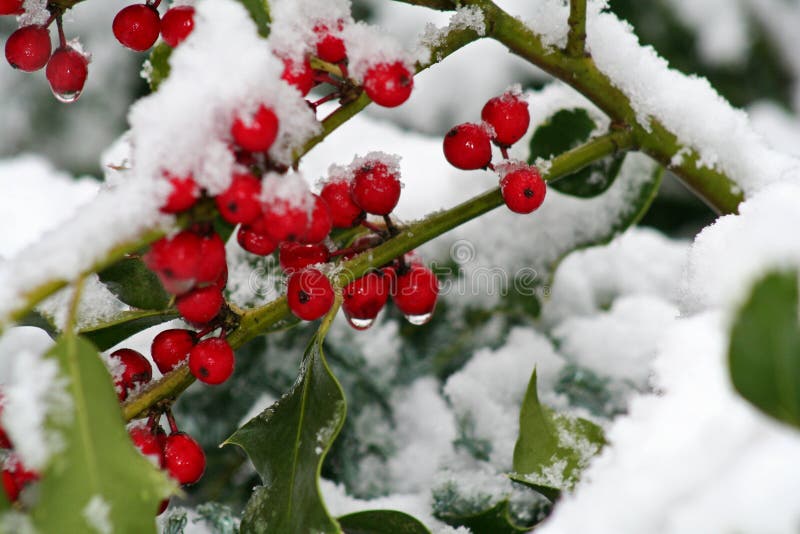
342,271,390,328
111,348,153,401
144,231,203,293
2,470,18,502
320,179,364,228
314,22,346,63
176,285,223,324
500,166,546,214
160,6,194,47
113,4,160,52
287,268,335,321
392,264,438,320
151,329,195,374
261,199,309,243
188,338,235,385
2,455,37,502
129,424,164,465
0,397,12,449
0,0,23,15
481,92,530,147
280,55,314,96
45,46,88,102
195,233,227,284
5,25,51,72
161,173,199,214
163,432,205,485
215,173,262,225
298,195,332,244
231,105,279,153
363,61,413,108
237,224,277,256
351,160,401,216
279,242,329,273
443,123,493,170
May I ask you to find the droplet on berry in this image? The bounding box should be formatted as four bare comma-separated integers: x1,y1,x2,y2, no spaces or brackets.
231,104,279,153
481,92,530,147
110,348,153,401
176,285,224,324
350,161,402,216
5,25,51,72
279,242,330,274
113,4,161,52
320,178,365,228
236,224,278,256
499,165,546,213
160,6,194,47
162,432,205,485
287,268,335,321
0,0,24,15
216,172,262,225
280,55,314,96
314,22,346,63
391,263,438,325
151,328,196,374
363,61,413,108
161,173,199,214
443,123,493,170
342,271,390,330
45,46,89,103
188,337,235,385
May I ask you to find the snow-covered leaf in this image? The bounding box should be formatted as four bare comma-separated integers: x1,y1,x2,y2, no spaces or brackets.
338,509,431,534
80,309,179,351
31,334,173,533
97,257,170,310
237,0,270,37
436,499,529,534
224,303,347,533
511,370,605,499
529,108,625,198
729,270,800,429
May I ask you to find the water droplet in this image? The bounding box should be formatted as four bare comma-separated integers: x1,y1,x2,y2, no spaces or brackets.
52,89,82,103
405,312,433,326
346,315,375,330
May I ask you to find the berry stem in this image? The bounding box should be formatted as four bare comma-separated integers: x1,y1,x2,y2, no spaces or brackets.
566,0,587,58
360,220,386,235
165,409,179,434
383,215,399,237
311,92,340,110
313,72,344,89
56,16,66,48
500,146,509,160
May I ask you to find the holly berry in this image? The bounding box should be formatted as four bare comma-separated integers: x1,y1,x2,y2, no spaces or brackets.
363,61,413,108
279,242,330,273
320,179,364,228
188,338,235,385
0,0,23,15
216,173,262,225
287,268,335,321
161,173,199,214
298,195,332,244
160,6,194,47
45,46,89,102
0,399,11,449
351,161,401,216
237,225,277,256
5,25,51,72
342,271,390,328
162,432,205,485
129,424,164,465
392,264,439,319
111,348,153,401
443,123,493,170
195,232,227,284
314,22,346,63
481,92,530,147
280,56,314,96
2,455,38,502
113,4,161,52
261,199,310,243
176,285,224,324
231,105,279,153
151,329,195,374
500,166,546,213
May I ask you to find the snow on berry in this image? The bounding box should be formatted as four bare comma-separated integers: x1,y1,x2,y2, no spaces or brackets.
151,328,196,374
261,172,315,242
188,337,235,385
350,158,403,216
5,25,51,72
279,55,314,96
287,268,335,321
363,61,414,108
481,89,530,147
231,105,280,154
497,162,546,214
266,0,352,65
314,21,347,63
299,195,333,244
160,173,199,214
160,6,195,48
128,422,164,466
110,348,152,401
443,122,493,170
163,432,206,485
112,4,161,52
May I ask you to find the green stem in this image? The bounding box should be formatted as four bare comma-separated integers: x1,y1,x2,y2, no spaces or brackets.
566,0,587,58
122,129,634,421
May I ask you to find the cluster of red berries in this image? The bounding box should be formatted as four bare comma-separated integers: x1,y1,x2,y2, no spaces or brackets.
113,2,195,52
2,10,89,102
127,413,205,515
0,396,40,504
443,90,547,214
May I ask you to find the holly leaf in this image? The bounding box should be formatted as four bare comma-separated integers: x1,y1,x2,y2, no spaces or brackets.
529,108,625,198
236,0,270,37
17,309,58,339
436,500,529,534
224,302,346,533
338,510,431,534
80,309,179,351
511,369,605,497
147,43,172,92
98,257,171,310
729,270,800,429
31,334,173,533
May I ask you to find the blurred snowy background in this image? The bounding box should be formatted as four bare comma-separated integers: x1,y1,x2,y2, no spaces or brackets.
3,0,800,532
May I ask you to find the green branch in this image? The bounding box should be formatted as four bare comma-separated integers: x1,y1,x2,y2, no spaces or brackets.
566,0,587,58
122,129,635,420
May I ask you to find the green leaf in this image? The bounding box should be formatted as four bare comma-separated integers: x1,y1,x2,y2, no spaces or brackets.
148,43,173,92
17,309,58,339
729,270,800,428
529,108,625,198
338,510,431,534
225,303,346,534
98,258,170,310
80,309,179,352
437,500,529,534
32,334,173,533
237,0,270,37
511,369,605,497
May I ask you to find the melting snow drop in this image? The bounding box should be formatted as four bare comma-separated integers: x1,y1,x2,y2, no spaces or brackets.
405,312,433,326
346,316,375,330
52,89,82,104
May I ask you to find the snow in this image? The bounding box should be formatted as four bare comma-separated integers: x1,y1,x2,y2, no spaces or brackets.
83,495,112,534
